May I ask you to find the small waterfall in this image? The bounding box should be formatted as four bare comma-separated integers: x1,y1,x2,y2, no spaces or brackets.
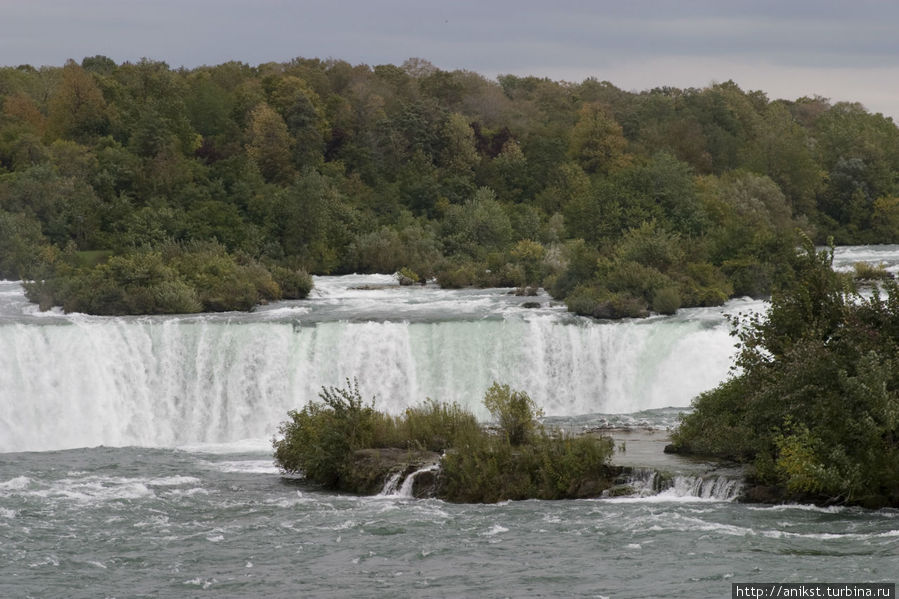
612,469,743,501
377,463,439,498
397,464,439,498
664,475,743,501
377,471,403,496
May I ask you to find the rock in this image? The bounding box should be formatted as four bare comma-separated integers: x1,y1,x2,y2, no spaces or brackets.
739,484,785,504
515,286,539,296
521,302,541,309
575,478,615,498
602,484,635,498
411,469,439,498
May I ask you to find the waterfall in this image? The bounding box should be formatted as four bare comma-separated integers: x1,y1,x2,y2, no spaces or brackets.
0,279,744,452
613,469,743,501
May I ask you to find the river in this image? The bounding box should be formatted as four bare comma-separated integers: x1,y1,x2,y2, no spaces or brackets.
1,247,897,598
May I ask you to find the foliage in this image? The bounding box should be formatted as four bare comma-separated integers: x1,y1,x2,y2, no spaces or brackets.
851,261,892,281
273,379,379,488
23,242,312,314
672,239,899,507
273,380,615,502
482,382,543,445
270,265,314,299
1,56,897,314
438,430,615,503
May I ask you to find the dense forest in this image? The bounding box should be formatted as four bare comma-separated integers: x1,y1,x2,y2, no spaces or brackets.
2,56,898,315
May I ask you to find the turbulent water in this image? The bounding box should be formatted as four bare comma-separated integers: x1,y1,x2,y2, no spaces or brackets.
2,247,897,598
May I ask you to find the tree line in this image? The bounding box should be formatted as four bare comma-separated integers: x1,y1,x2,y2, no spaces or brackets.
1,56,898,314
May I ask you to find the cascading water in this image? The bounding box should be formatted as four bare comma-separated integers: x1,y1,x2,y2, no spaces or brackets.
615,468,744,501
0,276,750,452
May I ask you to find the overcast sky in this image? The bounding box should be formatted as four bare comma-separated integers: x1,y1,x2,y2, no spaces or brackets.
2,0,898,118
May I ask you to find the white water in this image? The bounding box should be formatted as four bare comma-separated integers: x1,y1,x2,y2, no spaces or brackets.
615,469,743,502
0,276,750,452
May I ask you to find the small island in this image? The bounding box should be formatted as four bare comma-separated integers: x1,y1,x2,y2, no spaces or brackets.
274,380,620,502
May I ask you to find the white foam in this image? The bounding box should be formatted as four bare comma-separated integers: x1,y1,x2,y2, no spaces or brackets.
207,460,279,474
481,524,509,536
178,439,273,454
147,476,202,486
183,578,216,589
0,476,31,491
746,503,846,514
164,487,209,497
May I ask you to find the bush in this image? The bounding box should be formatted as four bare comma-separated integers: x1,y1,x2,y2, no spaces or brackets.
564,284,605,316
273,381,616,502
273,382,479,488
396,266,420,285
273,379,381,487
397,399,481,451
435,261,479,288
652,286,682,314
852,261,892,281
677,262,732,307
271,265,313,299
721,257,774,298
26,241,315,315
0,210,48,279
672,241,899,507
483,382,543,445
564,285,650,319
439,426,614,503
601,259,672,302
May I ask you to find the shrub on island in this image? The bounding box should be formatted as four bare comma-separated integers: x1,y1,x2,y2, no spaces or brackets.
273,381,616,502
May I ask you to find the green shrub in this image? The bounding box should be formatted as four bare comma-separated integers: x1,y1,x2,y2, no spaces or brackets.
721,257,774,298
615,221,684,270
677,262,732,307
435,261,479,288
564,285,650,319
602,259,671,301
652,286,682,314
483,382,543,445
396,266,420,285
852,261,892,281
673,241,899,507
509,239,546,287
438,428,614,502
273,379,380,487
564,284,605,316
397,399,481,451
271,265,313,299
26,241,315,315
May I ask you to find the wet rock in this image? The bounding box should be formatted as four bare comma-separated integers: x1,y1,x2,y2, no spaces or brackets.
411,469,439,498
343,448,441,495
